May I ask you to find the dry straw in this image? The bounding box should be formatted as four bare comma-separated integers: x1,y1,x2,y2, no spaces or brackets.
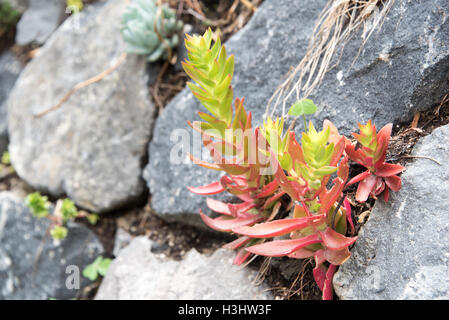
265,0,396,119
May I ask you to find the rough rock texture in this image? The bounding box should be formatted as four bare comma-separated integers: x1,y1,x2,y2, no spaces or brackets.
95,236,273,300
144,0,449,228
333,124,449,300
15,0,65,45
0,51,23,153
307,0,449,135
0,192,104,300
8,0,155,212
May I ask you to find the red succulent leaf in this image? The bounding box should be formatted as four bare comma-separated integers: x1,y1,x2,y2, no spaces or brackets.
222,236,252,250
202,133,250,175
355,173,377,202
383,186,390,202
384,174,402,192
347,170,371,186
287,131,305,164
271,152,306,201
330,136,346,167
236,193,253,202
233,248,252,266
374,162,405,177
228,201,256,217
188,153,222,171
323,120,341,145
319,227,357,250
344,198,355,236
322,264,337,300
220,176,257,195
206,198,232,216
337,155,349,181
320,178,344,215
288,248,315,259
374,123,392,165
245,234,322,257
293,204,307,218
199,210,263,232
254,180,279,199
345,143,367,166
373,177,385,196
245,109,252,131
233,215,326,238
314,249,326,266
313,262,327,291
262,191,286,210
323,247,352,265
187,181,225,195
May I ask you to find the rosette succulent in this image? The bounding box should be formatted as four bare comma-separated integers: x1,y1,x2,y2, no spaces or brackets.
121,0,183,62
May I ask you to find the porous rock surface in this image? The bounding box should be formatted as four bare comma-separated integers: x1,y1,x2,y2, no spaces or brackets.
333,124,449,300
0,192,104,300
95,236,273,300
8,0,155,212
0,51,23,153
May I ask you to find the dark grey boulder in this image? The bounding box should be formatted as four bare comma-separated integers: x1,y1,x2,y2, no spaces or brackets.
333,124,449,299
306,0,449,135
0,192,104,300
8,0,155,212
144,0,449,228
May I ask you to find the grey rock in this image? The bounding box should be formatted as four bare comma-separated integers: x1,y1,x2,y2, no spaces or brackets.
112,228,132,257
333,124,449,300
15,0,65,45
173,24,195,72
0,51,23,153
0,192,104,300
95,236,273,300
307,0,449,136
8,0,155,212
144,0,449,228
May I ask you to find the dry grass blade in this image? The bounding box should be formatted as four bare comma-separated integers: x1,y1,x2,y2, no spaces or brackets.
265,0,396,119
253,256,271,286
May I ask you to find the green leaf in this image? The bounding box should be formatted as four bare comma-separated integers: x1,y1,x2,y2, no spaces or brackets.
288,99,318,117
97,258,112,277
82,256,113,281
87,213,99,225
314,166,338,176
25,192,50,218
82,264,98,281
60,198,78,222
1,151,10,165
50,226,68,240
279,153,292,171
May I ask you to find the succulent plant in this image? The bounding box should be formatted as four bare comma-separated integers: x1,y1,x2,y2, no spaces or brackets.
345,121,405,202
121,0,183,62
183,29,404,300
26,192,50,219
